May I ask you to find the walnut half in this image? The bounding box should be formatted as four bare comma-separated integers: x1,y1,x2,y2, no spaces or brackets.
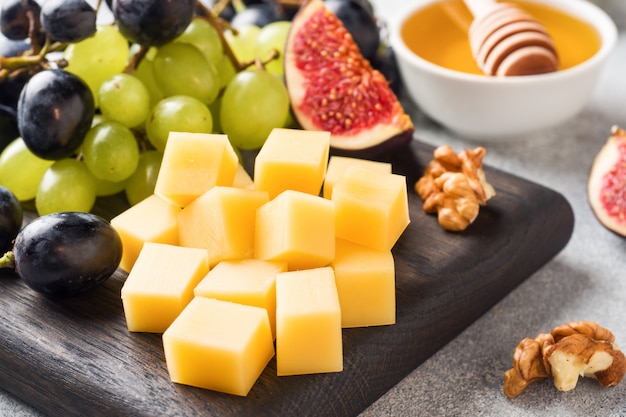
415,145,495,231
503,321,626,398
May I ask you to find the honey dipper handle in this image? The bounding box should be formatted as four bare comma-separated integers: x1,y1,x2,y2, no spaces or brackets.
464,0,500,18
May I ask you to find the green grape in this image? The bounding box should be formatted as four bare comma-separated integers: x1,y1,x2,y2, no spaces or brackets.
152,42,220,104
220,70,290,150
99,74,151,128
254,21,291,76
36,159,96,215
125,150,163,206
145,95,213,152
175,17,223,68
216,53,236,89
64,25,130,106
82,121,140,182
94,177,128,197
134,55,164,108
0,138,54,201
224,24,261,65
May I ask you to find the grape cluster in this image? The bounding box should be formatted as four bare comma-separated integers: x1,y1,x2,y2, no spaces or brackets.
0,0,389,216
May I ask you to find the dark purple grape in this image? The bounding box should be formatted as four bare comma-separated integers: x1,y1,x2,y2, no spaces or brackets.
40,0,96,43
0,0,41,41
112,0,195,46
0,36,32,109
0,104,19,152
13,212,122,297
0,185,22,254
231,3,283,28
17,69,94,160
324,0,380,62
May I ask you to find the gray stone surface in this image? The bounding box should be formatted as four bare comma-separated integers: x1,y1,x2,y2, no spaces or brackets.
1,1,625,416
360,1,626,416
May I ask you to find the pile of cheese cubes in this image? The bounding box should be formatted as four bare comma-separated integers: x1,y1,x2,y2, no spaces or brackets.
111,128,410,396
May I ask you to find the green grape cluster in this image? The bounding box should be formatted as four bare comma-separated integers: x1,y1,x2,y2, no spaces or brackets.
0,7,294,216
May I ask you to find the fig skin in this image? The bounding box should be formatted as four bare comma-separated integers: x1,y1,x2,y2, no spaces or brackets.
587,125,626,237
284,0,413,158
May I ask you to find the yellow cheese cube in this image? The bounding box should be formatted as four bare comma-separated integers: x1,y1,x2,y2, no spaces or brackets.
194,259,287,338
255,190,334,270
110,194,181,272
233,163,254,189
162,297,274,396
323,156,392,199
254,128,330,199
121,242,210,333
275,267,342,376
154,132,239,207
332,166,410,251
178,186,269,266
331,239,396,328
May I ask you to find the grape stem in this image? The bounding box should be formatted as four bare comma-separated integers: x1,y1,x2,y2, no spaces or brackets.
123,45,150,74
245,50,279,71
0,36,56,81
195,1,246,73
211,0,232,16
0,251,16,270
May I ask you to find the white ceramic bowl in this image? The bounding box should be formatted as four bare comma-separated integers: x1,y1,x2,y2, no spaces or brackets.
389,0,617,141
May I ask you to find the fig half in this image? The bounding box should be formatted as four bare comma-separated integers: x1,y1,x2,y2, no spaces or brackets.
587,125,626,237
284,0,413,157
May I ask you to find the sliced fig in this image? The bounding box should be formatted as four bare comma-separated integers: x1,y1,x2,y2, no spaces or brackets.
587,125,626,237
284,0,413,156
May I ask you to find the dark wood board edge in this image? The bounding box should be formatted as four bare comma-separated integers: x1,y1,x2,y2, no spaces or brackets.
0,139,574,417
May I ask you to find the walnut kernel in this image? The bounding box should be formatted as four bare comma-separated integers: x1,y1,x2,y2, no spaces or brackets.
503,321,626,397
415,145,495,231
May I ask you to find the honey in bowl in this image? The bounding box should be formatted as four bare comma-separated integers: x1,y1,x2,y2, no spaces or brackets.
400,0,602,75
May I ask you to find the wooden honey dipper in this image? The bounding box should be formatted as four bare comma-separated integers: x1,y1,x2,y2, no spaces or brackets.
464,0,559,76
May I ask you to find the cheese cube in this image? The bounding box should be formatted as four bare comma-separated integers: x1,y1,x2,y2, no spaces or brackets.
331,239,396,328
162,297,274,396
323,156,392,199
255,190,334,270
233,163,254,189
332,166,410,251
254,128,330,199
194,259,287,338
154,132,239,207
121,242,209,333
275,267,342,376
178,186,269,266
111,194,181,272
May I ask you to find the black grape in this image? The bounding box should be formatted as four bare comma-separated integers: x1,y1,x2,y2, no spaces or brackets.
324,0,380,62
112,0,195,46
12,212,123,297
0,185,22,254
17,69,94,160
0,104,19,152
40,0,97,43
0,0,41,41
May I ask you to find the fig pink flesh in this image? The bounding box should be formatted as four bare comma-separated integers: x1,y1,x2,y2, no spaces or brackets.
599,142,626,225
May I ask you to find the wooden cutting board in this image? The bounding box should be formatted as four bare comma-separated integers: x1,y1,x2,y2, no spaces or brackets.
0,139,573,417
